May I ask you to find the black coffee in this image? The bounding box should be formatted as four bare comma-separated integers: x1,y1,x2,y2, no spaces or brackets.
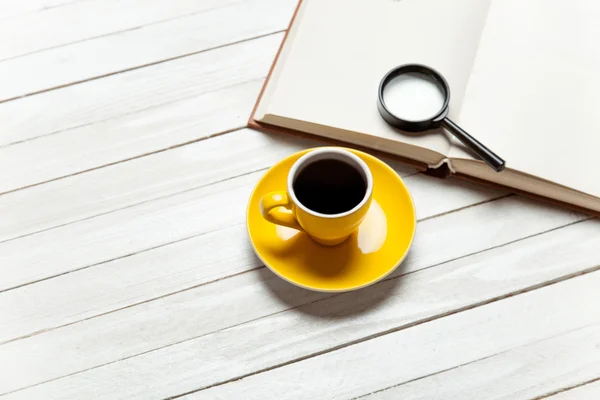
293,159,367,215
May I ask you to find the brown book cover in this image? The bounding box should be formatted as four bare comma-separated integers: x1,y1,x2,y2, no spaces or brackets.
248,0,599,218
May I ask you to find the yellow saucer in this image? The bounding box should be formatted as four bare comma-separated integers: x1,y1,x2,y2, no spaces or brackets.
246,148,416,292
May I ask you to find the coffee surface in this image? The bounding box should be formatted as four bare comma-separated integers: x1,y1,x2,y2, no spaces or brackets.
293,159,366,215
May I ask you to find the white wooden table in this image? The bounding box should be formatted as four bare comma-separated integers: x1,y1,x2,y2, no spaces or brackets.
1,1,599,399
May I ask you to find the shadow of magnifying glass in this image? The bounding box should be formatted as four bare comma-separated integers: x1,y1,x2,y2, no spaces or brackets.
378,64,506,172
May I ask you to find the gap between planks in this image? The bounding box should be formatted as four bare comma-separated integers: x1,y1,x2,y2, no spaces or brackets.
536,377,600,399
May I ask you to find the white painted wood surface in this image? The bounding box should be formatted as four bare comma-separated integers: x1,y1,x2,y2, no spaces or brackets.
0,1,598,399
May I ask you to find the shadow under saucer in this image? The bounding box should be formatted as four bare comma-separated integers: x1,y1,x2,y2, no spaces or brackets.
256,262,406,320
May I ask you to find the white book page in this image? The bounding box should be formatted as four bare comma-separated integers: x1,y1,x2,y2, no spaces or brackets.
260,0,491,157
452,0,600,196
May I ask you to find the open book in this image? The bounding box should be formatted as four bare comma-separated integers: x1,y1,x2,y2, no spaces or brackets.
250,0,600,214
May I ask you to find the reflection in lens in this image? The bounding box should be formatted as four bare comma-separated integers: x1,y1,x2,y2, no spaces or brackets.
382,72,445,122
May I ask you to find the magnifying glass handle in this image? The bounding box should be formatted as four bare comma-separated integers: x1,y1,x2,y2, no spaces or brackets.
442,118,505,172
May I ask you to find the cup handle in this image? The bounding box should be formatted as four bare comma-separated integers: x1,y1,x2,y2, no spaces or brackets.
259,191,303,231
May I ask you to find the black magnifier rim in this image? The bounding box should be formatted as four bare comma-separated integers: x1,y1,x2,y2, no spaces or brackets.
378,64,451,132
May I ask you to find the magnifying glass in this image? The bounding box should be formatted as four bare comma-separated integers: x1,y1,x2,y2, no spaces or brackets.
377,64,505,172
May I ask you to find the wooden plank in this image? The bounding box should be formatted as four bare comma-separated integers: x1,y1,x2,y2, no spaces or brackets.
0,33,282,193
362,324,600,400
0,0,295,101
0,0,242,61
185,271,600,400
544,380,600,400
0,31,280,149
0,128,416,243
0,172,503,344
2,218,598,399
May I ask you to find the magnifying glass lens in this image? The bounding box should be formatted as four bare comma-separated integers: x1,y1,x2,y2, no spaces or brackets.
382,72,445,122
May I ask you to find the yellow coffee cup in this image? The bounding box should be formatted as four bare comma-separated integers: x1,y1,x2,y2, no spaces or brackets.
260,148,373,246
